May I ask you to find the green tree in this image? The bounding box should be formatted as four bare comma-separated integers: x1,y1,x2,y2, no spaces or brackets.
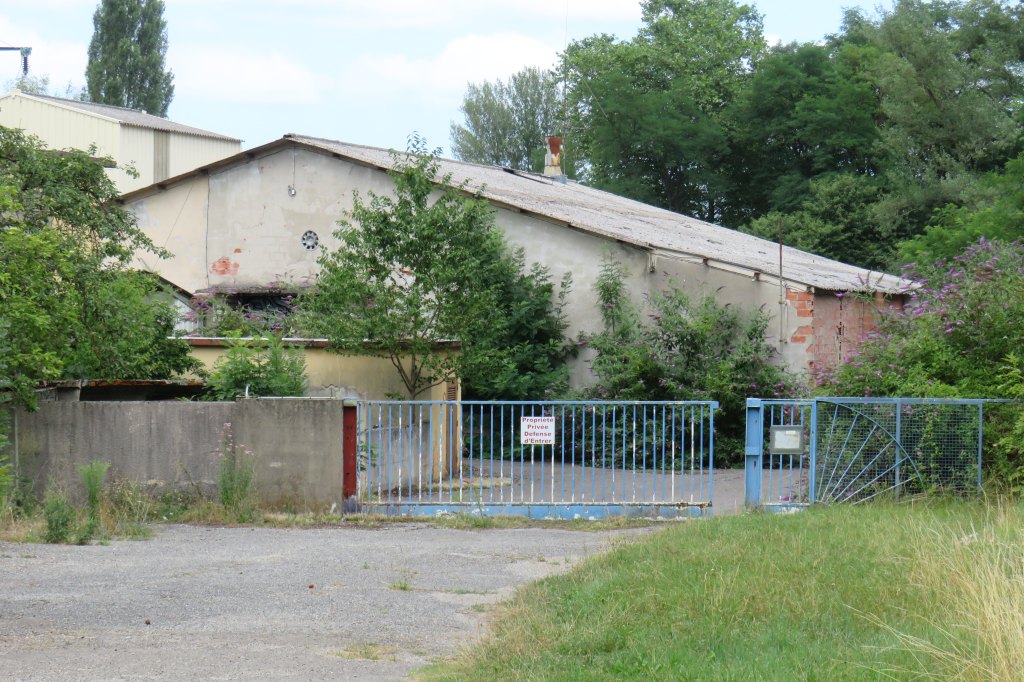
0,127,198,410
301,141,572,399
564,0,765,223
86,0,174,116
4,74,82,99
301,144,506,398
846,0,1024,248
451,67,563,172
901,152,1024,262
728,42,883,220
742,174,890,269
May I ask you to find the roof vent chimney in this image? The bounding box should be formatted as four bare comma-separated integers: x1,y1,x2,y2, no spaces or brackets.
543,135,566,183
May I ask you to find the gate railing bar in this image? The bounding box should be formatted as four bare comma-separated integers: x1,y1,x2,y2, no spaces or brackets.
823,423,878,502
808,401,818,503
356,399,716,513
977,403,984,494
823,413,859,499
816,397,1018,405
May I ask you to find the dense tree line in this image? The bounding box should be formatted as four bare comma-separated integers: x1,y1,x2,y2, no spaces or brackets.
452,0,1024,270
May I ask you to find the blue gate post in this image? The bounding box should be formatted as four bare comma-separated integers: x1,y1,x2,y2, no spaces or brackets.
808,401,818,504
894,398,903,498
977,403,984,494
745,398,763,508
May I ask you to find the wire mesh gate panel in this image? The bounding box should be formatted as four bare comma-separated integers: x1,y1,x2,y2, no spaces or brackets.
745,397,988,509
354,400,718,519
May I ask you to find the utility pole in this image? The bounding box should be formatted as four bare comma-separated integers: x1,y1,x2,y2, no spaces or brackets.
0,46,32,75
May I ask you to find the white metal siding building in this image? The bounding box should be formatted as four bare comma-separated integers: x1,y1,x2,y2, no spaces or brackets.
0,90,240,193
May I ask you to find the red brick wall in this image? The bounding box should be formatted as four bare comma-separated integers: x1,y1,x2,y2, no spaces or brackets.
785,289,903,372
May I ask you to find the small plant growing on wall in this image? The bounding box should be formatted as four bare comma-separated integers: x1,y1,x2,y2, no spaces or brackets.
217,423,257,522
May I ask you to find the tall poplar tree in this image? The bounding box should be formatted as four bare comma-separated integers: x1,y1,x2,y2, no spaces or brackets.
85,0,174,116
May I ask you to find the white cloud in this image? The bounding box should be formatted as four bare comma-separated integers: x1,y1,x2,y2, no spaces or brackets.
165,0,641,31
340,32,557,106
168,46,334,104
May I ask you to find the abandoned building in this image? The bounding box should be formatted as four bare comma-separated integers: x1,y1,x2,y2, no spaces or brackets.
121,134,906,387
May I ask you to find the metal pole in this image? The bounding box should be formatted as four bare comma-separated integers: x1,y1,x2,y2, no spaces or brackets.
977,403,984,494
342,403,358,498
808,400,817,504
894,399,902,498
744,398,763,508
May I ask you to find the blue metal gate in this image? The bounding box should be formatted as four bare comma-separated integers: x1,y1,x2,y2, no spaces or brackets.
745,397,991,509
354,400,717,519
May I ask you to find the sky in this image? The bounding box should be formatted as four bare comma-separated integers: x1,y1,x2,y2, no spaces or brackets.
1,0,884,155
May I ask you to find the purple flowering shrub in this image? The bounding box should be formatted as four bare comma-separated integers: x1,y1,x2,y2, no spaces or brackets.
818,239,1024,488
184,289,297,337
816,238,1024,398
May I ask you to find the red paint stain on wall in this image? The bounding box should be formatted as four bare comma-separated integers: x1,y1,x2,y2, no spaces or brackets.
210,257,240,276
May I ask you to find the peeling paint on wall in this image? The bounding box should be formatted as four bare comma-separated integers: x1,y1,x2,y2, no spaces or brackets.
210,257,240,276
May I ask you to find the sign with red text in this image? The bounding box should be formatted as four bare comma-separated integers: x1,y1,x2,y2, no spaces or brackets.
520,416,556,445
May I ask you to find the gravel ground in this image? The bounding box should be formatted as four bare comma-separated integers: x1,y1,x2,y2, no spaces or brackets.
0,523,653,681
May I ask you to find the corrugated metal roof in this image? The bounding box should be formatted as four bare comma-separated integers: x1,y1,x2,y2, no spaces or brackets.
123,134,908,294
286,135,906,294
17,92,240,142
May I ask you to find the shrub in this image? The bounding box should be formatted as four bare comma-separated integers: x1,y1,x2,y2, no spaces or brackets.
43,492,76,544
204,334,307,400
185,288,298,337
582,253,795,466
817,239,1024,397
817,239,1024,487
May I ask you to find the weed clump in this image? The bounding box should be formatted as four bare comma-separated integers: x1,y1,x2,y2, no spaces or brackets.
43,492,75,544
217,423,257,522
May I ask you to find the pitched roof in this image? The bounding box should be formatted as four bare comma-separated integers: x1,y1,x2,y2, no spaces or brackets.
12,91,240,142
124,134,909,294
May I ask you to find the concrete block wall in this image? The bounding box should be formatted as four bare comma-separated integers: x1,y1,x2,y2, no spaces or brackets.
7,399,346,510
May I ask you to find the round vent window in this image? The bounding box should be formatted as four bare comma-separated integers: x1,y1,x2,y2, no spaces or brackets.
301,230,319,250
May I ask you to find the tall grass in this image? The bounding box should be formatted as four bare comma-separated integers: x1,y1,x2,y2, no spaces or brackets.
80,460,110,521
879,502,1024,681
421,503,1010,681
217,423,257,522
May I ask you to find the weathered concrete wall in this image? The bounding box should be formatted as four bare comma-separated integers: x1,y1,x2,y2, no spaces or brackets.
491,208,814,383
8,400,346,510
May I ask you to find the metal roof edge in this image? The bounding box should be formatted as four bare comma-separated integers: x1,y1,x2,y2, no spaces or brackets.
8,90,122,126
118,119,241,142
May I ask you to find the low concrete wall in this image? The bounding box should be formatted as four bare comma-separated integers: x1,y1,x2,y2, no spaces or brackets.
7,400,345,510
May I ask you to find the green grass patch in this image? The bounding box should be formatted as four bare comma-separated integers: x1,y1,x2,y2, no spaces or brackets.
334,643,399,661
421,501,1023,681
